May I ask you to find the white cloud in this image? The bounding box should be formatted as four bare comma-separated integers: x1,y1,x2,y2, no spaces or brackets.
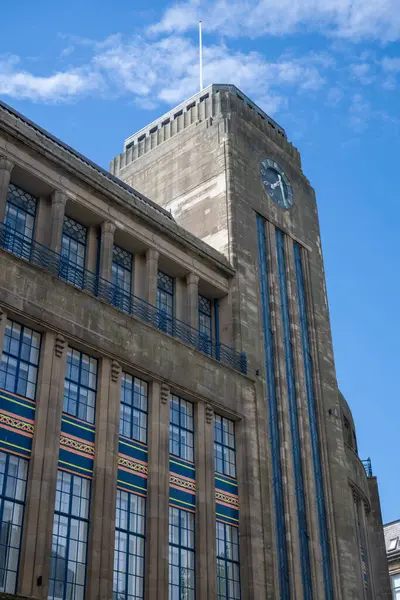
150,0,400,42
0,54,101,102
350,63,375,84
382,57,400,72
0,37,328,111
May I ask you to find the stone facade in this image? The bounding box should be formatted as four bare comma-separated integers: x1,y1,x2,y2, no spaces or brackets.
384,520,400,598
0,84,390,600
112,84,391,600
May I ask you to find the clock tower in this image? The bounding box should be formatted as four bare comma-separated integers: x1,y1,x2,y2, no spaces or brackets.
110,85,390,600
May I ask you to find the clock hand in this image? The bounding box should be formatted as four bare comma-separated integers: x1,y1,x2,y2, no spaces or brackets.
278,174,285,202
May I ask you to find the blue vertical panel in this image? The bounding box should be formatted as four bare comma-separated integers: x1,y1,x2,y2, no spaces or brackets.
294,242,334,600
276,230,312,600
256,216,290,600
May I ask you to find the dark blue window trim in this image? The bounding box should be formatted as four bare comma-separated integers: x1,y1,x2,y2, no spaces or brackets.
0,319,41,400
113,489,146,600
198,295,212,356
276,229,312,600
112,244,133,313
169,395,194,463
60,216,87,289
256,216,290,600
5,184,37,260
216,521,241,600
120,373,148,444
48,470,91,600
169,506,195,600
157,271,174,335
294,242,334,600
214,415,236,478
63,348,97,424
0,452,28,594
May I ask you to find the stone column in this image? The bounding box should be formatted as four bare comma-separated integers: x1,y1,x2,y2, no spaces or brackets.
50,191,67,253
0,156,13,222
86,358,121,600
146,248,159,305
196,402,217,599
99,221,116,281
18,331,67,598
145,381,170,600
186,273,199,329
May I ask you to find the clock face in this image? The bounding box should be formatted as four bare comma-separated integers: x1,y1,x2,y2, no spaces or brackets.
260,159,294,210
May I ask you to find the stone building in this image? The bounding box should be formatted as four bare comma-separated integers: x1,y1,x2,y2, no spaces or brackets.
384,520,400,598
0,84,390,600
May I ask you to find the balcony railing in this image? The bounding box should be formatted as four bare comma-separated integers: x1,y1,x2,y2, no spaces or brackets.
0,221,247,374
362,457,372,477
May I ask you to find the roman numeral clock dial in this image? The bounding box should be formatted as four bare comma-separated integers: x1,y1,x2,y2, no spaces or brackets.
260,158,294,210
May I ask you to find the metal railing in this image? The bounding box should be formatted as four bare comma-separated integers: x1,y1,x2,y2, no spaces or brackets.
0,221,247,374
362,457,372,477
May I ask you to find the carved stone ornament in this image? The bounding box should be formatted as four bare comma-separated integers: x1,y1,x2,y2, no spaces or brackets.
161,383,170,404
111,360,121,382
205,404,214,424
54,334,66,358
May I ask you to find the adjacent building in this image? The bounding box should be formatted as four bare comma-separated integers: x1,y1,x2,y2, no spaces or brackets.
0,84,391,600
384,520,400,599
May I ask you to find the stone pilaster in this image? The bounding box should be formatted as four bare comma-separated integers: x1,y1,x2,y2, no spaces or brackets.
50,191,67,253
0,156,13,222
18,331,67,598
87,357,121,600
186,273,199,329
195,402,217,599
99,221,116,281
145,381,170,600
146,248,159,305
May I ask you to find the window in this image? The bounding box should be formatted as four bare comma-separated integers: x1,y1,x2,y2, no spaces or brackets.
198,295,212,355
4,184,37,259
157,271,174,334
113,490,146,600
63,348,97,424
48,471,90,600
392,574,400,600
0,319,41,400
170,396,194,462
169,507,195,600
120,374,148,444
214,415,236,478
389,538,398,551
112,244,133,312
216,522,241,600
0,452,28,593
60,216,87,289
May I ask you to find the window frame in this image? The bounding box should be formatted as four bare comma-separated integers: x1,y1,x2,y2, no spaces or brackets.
120,373,148,444
0,452,28,594
198,295,213,355
0,319,41,400
169,395,194,463
60,216,88,289
4,183,37,260
157,271,174,334
63,348,97,424
214,415,236,478
112,244,133,312
169,506,195,600
113,489,146,600
48,470,91,600
216,521,241,600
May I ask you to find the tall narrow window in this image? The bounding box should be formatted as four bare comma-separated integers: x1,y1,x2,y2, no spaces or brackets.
391,574,400,600
112,244,132,312
169,506,195,600
4,183,37,259
48,471,90,600
120,373,148,444
170,395,194,462
0,452,28,593
60,216,87,289
0,319,41,400
113,490,146,600
216,522,240,600
214,415,236,478
198,295,212,355
157,271,174,334
63,348,97,424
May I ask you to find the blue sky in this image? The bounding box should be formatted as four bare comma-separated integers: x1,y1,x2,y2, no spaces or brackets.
1,0,399,523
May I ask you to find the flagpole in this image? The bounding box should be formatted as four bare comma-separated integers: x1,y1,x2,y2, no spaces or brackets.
199,21,203,91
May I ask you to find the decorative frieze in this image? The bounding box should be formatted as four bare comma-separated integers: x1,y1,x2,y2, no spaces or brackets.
206,404,214,424
161,383,170,404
